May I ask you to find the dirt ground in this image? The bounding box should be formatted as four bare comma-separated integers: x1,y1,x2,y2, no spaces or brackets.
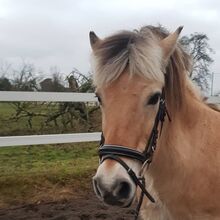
0,193,136,220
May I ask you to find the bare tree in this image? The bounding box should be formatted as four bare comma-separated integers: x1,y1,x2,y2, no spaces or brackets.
66,68,94,92
12,63,38,91
180,33,214,92
0,60,12,77
4,65,97,132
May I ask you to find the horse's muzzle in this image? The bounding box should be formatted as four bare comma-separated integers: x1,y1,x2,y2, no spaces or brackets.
93,176,133,207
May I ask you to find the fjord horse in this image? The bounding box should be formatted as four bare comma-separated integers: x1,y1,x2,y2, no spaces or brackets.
90,26,220,220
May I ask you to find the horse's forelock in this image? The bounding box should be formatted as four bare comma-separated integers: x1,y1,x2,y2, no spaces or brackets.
92,27,164,87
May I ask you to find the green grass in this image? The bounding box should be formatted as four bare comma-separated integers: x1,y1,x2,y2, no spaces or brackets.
0,103,15,116
0,102,101,136
0,102,101,206
0,102,60,135
0,142,99,207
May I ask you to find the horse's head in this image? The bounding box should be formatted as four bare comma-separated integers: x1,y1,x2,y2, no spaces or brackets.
90,26,184,207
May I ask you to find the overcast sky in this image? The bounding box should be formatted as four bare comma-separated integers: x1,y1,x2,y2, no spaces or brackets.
0,0,220,93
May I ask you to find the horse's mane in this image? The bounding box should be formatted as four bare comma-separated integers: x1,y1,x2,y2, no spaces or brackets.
92,25,196,110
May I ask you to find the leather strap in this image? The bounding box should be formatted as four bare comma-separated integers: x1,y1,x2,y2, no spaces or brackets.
99,145,147,163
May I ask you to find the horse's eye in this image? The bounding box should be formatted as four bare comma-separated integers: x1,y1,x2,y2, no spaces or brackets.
95,94,102,105
147,93,161,105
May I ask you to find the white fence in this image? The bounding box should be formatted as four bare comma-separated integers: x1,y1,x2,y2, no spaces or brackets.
0,91,100,147
0,133,101,147
0,91,97,102
0,91,219,147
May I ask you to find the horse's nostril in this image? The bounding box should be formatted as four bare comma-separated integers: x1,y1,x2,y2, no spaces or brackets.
117,181,131,199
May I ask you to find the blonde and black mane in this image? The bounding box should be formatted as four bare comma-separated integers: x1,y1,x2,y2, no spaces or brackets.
92,25,193,111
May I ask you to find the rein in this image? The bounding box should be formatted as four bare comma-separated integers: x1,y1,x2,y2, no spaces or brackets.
98,89,171,220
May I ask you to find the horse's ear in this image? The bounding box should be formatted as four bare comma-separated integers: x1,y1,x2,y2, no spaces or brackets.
160,26,183,64
89,31,101,50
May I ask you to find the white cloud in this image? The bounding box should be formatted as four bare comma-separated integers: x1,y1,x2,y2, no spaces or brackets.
0,0,219,93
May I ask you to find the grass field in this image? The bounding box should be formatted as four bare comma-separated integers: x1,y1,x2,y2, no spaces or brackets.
0,102,58,135
0,142,99,207
0,102,101,207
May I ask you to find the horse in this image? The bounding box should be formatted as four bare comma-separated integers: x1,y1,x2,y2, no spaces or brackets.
89,25,220,220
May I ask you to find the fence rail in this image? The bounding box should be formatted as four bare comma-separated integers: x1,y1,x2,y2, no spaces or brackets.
0,91,97,102
0,91,219,147
0,91,99,147
0,91,219,103
0,133,101,147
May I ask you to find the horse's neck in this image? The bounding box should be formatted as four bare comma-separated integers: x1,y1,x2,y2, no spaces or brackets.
156,89,212,170
147,89,220,218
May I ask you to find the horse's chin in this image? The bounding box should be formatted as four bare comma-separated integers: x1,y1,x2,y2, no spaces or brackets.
101,196,134,208
96,194,135,208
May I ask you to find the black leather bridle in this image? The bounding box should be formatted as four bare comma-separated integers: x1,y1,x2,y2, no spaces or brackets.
98,89,171,220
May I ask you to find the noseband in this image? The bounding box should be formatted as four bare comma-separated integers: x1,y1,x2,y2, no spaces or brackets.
98,89,170,220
